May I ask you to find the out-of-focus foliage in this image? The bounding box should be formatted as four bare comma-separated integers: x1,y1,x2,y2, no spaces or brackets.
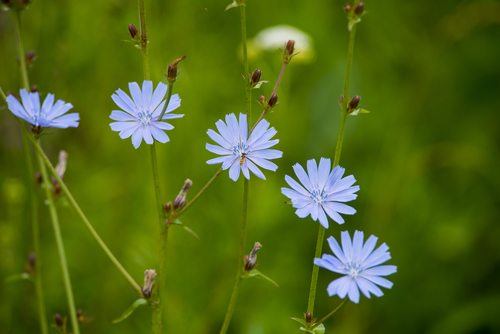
1,0,499,333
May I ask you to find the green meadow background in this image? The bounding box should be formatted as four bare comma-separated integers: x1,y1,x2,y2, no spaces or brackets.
1,0,499,333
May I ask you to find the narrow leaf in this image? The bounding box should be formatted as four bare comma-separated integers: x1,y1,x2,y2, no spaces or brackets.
225,1,240,11
245,269,279,287
291,317,307,326
350,108,371,116
182,225,200,240
112,298,147,324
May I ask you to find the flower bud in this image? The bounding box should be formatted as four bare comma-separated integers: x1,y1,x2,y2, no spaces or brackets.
304,311,313,323
167,55,186,83
343,3,352,13
348,95,361,111
258,95,266,105
283,40,295,64
267,93,278,108
54,313,64,327
173,179,193,210
354,2,365,15
250,69,262,87
163,201,172,214
244,242,262,271
128,24,138,39
142,269,157,298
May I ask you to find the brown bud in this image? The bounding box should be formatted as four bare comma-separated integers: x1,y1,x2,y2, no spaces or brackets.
304,311,313,323
267,93,278,108
250,69,262,87
54,313,64,327
167,55,187,83
142,269,157,298
348,95,361,111
26,50,37,65
163,201,172,214
258,95,266,105
354,2,365,15
173,178,193,210
343,3,352,13
244,242,262,271
128,24,138,39
285,40,295,56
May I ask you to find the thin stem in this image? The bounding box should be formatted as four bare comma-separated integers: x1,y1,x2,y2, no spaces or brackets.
26,136,142,294
13,12,48,334
138,0,150,79
220,180,249,334
0,87,6,100
313,300,346,328
306,16,358,317
35,138,80,334
219,4,252,333
158,81,174,120
14,12,30,89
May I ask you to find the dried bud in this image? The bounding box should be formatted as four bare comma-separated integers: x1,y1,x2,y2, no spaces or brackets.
244,242,262,271
167,55,186,83
35,171,42,184
26,50,37,65
348,95,361,111
55,150,68,179
304,311,313,323
250,69,262,87
142,269,157,298
354,2,365,15
343,3,352,13
173,178,193,210
54,313,64,327
163,201,172,214
27,252,36,273
267,93,278,108
283,40,295,64
258,95,266,105
128,24,138,39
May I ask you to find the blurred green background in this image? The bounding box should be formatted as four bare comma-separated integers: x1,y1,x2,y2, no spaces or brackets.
1,0,500,333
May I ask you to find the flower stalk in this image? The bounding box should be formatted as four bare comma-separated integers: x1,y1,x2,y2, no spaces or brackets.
306,3,360,317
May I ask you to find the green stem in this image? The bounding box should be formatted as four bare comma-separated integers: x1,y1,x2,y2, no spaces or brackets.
219,5,252,333
35,139,80,334
0,87,6,100
311,300,346,329
14,12,30,89
158,81,174,120
27,137,142,295
138,0,150,79
306,17,358,317
220,180,249,334
13,12,48,334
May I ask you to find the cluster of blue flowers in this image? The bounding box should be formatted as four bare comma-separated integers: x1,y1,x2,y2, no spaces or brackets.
6,78,395,304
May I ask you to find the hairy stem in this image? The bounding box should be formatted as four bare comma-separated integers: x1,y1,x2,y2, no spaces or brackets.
35,139,80,334
219,4,252,333
13,12,48,334
306,16,358,317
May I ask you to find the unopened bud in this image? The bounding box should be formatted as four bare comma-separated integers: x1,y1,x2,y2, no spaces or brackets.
167,55,186,83
173,178,193,210
267,93,278,108
54,313,64,327
26,50,37,65
142,269,157,298
304,311,313,323
354,2,365,15
244,242,262,271
250,69,262,87
128,24,138,39
348,95,361,111
283,40,295,64
343,3,352,13
163,201,172,214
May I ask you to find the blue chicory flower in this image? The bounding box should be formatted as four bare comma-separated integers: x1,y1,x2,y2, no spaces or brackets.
206,113,282,181
281,158,359,228
110,80,183,149
314,230,397,303
6,89,79,128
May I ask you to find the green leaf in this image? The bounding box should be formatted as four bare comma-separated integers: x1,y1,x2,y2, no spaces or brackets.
348,17,361,31
291,317,307,326
300,324,325,334
5,272,31,283
349,108,371,116
112,298,147,324
252,80,269,89
244,269,279,287
172,219,200,240
225,1,240,11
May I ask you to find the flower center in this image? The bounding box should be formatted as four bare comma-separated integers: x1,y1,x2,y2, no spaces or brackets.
346,262,362,278
233,141,249,161
137,110,152,126
310,189,327,204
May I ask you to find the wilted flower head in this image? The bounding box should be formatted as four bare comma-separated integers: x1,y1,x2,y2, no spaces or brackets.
110,80,182,149
206,113,282,181
314,231,397,303
281,158,359,228
6,89,79,128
